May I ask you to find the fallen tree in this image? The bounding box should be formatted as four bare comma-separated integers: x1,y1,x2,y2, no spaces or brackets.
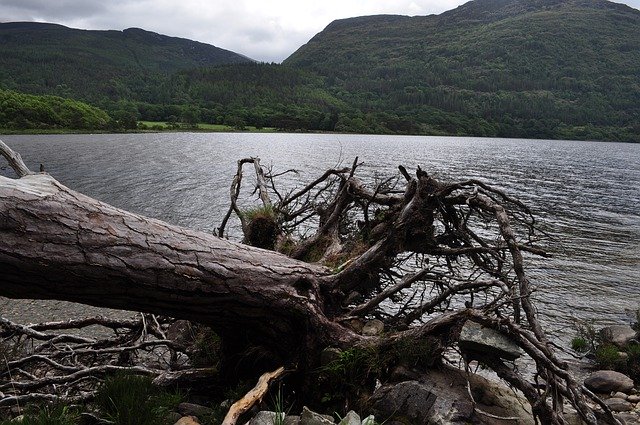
0,140,621,424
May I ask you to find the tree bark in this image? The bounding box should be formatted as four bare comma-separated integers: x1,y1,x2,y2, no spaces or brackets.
0,172,357,357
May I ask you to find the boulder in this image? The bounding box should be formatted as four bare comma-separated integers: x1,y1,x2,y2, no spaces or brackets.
362,319,384,336
584,370,635,394
370,380,437,424
604,397,634,412
599,325,638,347
248,411,285,425
177,402,213,419
338,411,361,425
300,406,335,424
459,321,522,361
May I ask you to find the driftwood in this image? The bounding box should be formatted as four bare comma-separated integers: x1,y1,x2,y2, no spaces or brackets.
221,366,285,425
0,140,622,424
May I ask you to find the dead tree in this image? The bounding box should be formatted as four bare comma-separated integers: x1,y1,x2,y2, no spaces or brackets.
0,141,620,424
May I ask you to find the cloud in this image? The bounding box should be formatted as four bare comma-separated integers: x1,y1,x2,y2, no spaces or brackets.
0,0,638,62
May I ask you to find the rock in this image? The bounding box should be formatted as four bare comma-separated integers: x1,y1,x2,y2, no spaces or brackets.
344,318,364,333
613,391,629,400
167,320,193,345
338,411,360,425
599,325,637,348
284,416,301,425
361,416,375,425
627,394,640,403
604,397,634,412
320,347,342,366
370,380,437,424
10,415,24,423
300,406,335,424
362,319,384,336
178,402,213,419
174,416,200,425
165,412,183,424
389,364,422,382
616,412,640,424
584,370,635,394
248,411,285,425
459,321,522,361
78,412,114,424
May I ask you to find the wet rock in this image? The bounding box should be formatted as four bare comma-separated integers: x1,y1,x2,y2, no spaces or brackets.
300,406,335,424
599,325,637,348
584,370,635,393
459,321,522,361
362,319,384,336
605,397,634,412
338,411,360,425
178,402,213,419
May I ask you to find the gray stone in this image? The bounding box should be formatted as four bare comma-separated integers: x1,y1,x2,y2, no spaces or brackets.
248,411,284,425
584,370,635,394
167,320,193,345
605,397,634,412
627,394,640,403
599,325,637,348
362,319,384,336
338,411,360,425
361,416,375,425
320,347,342,367
300,406,335,424
177,402,213,419
616,412,640,425
458,321,523,361
284,415,301,425
371,380,437,424
613,391,629,400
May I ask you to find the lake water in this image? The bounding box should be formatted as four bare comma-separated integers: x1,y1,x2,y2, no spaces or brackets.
1,132,638,345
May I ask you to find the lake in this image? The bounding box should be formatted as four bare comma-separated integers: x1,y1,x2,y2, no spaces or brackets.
1,132,638,346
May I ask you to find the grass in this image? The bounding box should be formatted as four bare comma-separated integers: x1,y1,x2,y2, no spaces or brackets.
0,405,78,425
137,121,276,132
95,373,183,425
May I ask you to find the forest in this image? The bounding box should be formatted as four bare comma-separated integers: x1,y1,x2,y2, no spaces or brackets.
1,0,639,140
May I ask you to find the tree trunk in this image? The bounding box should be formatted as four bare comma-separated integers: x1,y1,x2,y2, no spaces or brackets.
0,173,357,358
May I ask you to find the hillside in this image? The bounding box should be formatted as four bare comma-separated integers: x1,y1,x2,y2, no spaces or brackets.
284,0,640,141
0,22,252,104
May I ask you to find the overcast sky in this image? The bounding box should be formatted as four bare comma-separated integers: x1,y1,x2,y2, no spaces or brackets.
1,0,639,62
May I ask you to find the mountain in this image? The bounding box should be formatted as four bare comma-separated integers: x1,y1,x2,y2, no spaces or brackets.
0,22,253,103
284,0,640,141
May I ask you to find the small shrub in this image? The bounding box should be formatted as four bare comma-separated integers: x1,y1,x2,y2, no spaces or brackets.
571,337,589,353
594,344,624,370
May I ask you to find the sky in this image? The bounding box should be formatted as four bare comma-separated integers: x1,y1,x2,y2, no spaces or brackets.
1,0,639,62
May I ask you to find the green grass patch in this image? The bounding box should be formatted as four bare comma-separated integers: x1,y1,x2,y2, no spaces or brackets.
95,373,183,425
